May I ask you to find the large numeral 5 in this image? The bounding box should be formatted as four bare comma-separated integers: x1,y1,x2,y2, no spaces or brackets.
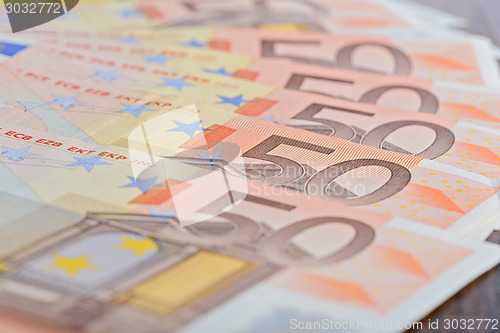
243,135,335,185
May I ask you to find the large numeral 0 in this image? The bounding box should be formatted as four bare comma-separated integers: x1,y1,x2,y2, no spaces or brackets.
260,217,375,266
361,120,455,159
359,85,439,114
305,158,411,205
336,42,412,75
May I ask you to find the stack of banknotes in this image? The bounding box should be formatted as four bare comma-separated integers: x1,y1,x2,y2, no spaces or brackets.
0,0,500,332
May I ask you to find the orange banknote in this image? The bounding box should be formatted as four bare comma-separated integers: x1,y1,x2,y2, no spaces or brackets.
5,48,500,185
134,0,432,32
35,34,500,129
2,48,499,235
79,26,495,89
129,108,500,235
0,61,240,146
0,124,499,333
205,28,500,88
27,26,500,88
233,58,500,128
7,47,500,182
2,48,500,190
233,89,500,180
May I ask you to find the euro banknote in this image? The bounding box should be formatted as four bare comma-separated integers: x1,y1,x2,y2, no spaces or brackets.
0,123,499,333
231,58,500,128
135,0,331,30
28,26,500,89
15,44,276,108
53,25,497,89
39,34,254,75
136,0,439,33
0,0,473,36
0,64,238,146
2,36,495,236
227,89,500,180
6,70,493,237
134,110,500,234
6,49,500,186
37,33,500,128
18,26,218,46
0,0,499,332
186,27,500,89
1,68,500,236
381,0,467,29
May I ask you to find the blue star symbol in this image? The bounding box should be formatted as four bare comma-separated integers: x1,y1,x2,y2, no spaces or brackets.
121,176,160,193
115,103,155,118
91,70,121,82
120,8,141,18
0,146,36,162
195,150,229,166
148,208,177,219
67,156,111,172
119,36,139,44
263,116,285,124
179,39,206,48
168,120,207,137
145,53,172,65
216,94,250,107
158,77,194,91
203,67,234,76
0,98,13,109
50,95,85,110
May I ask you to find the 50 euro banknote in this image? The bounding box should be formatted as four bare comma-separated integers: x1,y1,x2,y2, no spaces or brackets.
111,26,500,89
0,63,250,147
37,34,254,76
212,28,500,89
5,49,500,185
0,124,499,333
37,34,500,128
128,108,500,235
136,0,331,30
10,45,276,112
230,57,500,129
135,0,434,33
2,52,500,234
142,0,331,30
0,73,499,236
2,47,500,225
30,25,500,89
